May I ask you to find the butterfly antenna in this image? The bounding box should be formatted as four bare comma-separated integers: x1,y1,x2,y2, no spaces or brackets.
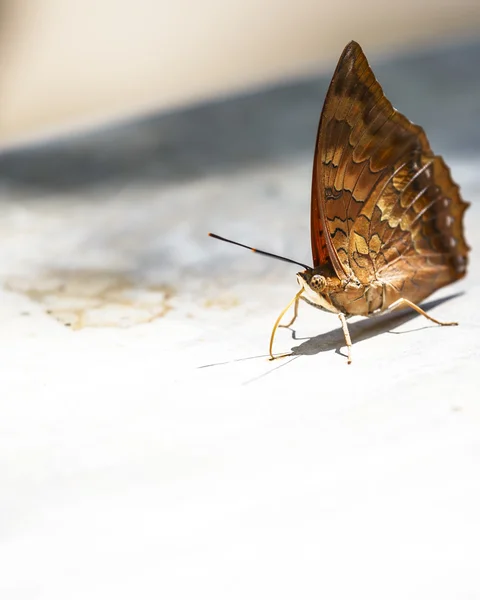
208,233,311,270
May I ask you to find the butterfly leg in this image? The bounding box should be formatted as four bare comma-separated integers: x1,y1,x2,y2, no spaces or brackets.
387,298,458,326
269,289,304,360
338,313,352,364
279,296,300,329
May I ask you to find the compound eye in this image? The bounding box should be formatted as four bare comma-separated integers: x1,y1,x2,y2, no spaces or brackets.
310,274,326,291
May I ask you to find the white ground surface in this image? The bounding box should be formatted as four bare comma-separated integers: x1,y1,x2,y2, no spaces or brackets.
1,43,480,600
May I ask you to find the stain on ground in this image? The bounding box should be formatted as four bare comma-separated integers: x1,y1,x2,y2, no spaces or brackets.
203,295,240,310
6,269,173,329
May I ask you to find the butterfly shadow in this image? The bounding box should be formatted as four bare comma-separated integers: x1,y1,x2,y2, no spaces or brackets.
197,292,464,373
286,292,464,360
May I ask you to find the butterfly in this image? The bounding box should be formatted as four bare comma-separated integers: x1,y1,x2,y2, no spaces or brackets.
210,41,469,363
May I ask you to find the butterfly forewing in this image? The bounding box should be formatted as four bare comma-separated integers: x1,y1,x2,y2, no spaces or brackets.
311,41,469,302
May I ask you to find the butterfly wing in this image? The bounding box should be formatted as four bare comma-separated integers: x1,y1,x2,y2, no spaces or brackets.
311,41,469,294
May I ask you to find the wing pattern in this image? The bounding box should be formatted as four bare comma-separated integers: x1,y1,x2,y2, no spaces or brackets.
311,41,469,297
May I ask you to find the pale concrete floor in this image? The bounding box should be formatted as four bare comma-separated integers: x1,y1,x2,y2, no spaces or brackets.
1,40,479,599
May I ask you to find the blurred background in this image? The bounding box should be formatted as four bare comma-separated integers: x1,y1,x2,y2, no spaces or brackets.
0,0,479,147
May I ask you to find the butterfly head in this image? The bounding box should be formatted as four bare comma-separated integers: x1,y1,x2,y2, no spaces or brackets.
296,269,339,313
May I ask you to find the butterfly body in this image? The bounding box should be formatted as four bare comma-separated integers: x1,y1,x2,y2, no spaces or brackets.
297,268,382,317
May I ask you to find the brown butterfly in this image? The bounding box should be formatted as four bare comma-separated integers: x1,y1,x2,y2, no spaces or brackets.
210,41,469,363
